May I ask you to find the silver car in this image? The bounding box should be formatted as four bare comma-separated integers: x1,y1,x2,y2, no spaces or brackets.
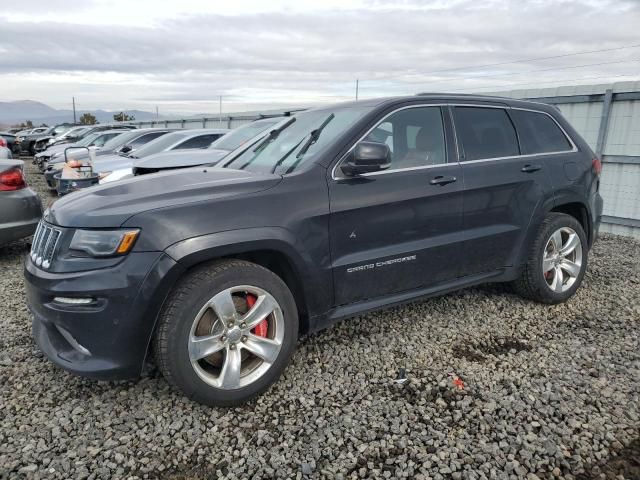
0,159,42,245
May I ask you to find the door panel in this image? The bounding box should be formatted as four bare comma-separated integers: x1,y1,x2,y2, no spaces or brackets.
460,158,549,275
452,106,554,275
329,166,464,305
328,105,464,306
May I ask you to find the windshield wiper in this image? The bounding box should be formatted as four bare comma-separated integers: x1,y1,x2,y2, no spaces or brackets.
251,117,296,153
269,114,335,174
295,113,334,160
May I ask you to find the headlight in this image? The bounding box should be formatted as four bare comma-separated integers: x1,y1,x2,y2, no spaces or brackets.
70,229,140,257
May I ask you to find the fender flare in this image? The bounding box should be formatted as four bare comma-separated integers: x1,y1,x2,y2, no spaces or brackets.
516,193,591,269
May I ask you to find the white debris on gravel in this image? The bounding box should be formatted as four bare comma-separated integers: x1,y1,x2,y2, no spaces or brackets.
0,160,638,480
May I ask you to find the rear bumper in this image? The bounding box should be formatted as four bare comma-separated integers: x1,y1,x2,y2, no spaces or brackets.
25,252,185,380
0,188,42,245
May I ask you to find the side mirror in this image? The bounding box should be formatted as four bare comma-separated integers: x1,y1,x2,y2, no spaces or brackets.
341,141,391,176
120,145,132,153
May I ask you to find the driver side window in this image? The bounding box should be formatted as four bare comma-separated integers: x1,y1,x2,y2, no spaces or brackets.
363,106,446,170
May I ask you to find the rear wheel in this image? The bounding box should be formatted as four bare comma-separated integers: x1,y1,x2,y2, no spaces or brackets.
154,259,298,406
512,213,588,304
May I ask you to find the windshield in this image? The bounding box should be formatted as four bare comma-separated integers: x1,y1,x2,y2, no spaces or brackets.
129,132,188,158
223,106,371,174
209,119,281,152
102,129,147,150
76,133,101,146
61,127,89,138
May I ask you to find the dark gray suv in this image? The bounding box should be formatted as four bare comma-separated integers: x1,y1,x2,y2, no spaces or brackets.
25,94,603,406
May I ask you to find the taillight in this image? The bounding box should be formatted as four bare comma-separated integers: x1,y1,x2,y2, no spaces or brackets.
592,157,602,176
0,138,6,148
0,168,27,191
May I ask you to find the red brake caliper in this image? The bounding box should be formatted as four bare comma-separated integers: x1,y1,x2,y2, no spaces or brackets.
246,294,268,337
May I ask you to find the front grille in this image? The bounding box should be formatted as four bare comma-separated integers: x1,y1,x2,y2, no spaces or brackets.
30,221,62,269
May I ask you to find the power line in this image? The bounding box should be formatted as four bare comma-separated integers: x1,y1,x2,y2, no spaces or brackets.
410,43,640,75
363,43,640,83
449,72,639,93
362,58,638,90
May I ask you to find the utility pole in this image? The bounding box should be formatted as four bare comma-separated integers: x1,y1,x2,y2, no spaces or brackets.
219,96,223,126
72,97,77,123
355,79,359,101
156,106,159,119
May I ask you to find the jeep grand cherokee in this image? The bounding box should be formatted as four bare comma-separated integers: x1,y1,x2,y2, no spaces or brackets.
25,94,603,406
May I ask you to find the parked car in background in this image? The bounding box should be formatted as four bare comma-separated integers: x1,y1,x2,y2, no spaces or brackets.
44,124,137,150
64,128,177,162
0,132,20,155
23,94,603,406
16,127,47,137
0,146,12,159
0,158,42,245
92,128,228,180
41,126,92,149
18,124,76,155
42,129,178,189
39,130,129,180
116,118,283,181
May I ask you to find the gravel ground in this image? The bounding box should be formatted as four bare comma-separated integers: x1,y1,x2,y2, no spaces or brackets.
0,160,638,480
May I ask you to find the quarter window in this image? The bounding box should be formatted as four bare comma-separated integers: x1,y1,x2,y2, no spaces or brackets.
453,107,519,161
177,134,222,149
510,109,572,154
363,107,446,170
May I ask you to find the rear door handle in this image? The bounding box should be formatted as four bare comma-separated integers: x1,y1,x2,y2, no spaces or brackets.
429,175,457,186
521,164,542,173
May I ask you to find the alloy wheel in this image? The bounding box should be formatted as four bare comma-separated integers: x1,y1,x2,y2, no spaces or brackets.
542,227,583,293
188,285,284,390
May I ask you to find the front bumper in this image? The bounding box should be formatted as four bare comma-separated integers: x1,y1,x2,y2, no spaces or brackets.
25,251,185,380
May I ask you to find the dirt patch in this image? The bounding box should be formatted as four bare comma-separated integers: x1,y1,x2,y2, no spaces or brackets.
576,436,640,480
453,336,532,362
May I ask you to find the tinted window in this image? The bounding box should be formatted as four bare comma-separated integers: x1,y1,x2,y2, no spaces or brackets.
510,109,572,154
454,107,519,161
363,106,446,169
129,131,167,148
177,134,222,149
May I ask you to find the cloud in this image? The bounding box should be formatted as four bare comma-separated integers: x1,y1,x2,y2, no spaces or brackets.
0,0,639,113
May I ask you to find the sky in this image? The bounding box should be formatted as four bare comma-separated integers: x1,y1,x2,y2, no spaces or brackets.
1,0,639,115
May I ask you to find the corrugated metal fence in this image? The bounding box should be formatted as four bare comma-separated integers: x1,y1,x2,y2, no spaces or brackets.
131,81,640,238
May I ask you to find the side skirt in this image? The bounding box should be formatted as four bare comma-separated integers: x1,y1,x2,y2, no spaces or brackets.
309,269,508,333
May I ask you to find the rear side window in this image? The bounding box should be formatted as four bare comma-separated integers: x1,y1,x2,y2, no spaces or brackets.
177,134,222,149
454,107,519,161
130,131,166,147
510,109,572,154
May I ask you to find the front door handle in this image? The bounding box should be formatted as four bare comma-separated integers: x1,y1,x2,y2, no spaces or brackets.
521,164,542,173
429,175,457,186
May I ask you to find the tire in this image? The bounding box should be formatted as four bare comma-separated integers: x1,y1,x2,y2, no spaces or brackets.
154,259,298,407
511,213,588,304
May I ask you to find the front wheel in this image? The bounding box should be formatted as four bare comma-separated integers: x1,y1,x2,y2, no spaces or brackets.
154,260,298,406
512,213,588,304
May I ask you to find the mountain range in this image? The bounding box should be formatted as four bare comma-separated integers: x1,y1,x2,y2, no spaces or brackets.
0,100,159,127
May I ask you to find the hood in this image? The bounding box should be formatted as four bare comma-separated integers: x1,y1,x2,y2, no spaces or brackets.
133,148,228,171
44,167,282,228
90,154,134,174
36,143,80,158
